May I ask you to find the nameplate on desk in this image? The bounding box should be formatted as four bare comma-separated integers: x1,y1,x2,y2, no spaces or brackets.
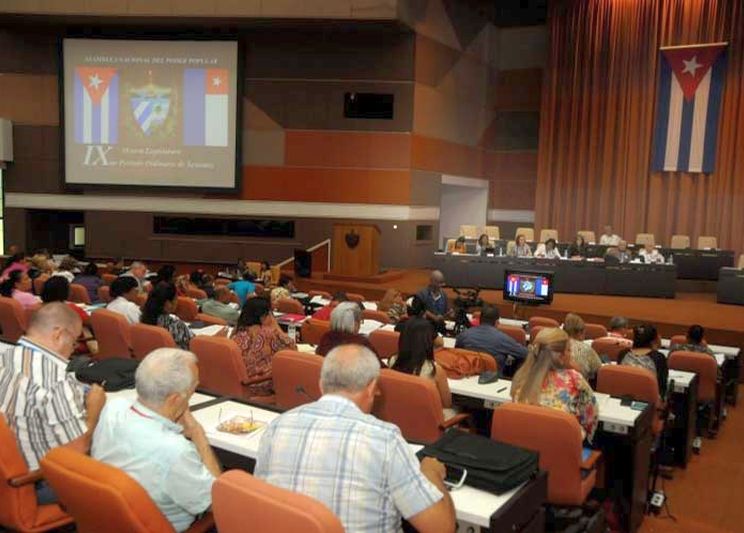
602,421,629,435
483,399,502,409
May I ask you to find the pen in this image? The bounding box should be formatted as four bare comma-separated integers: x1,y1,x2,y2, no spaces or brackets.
497,386,507,393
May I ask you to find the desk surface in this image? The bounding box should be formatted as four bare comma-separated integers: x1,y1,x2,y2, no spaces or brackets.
106,388,217,408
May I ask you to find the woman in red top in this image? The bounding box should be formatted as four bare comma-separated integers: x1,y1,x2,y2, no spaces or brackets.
230,296,296,398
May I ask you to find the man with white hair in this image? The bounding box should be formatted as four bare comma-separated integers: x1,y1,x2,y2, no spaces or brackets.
0,303,106,503
315,301,379,357
256,344,455,533
92,348,220,532
120,260,150,293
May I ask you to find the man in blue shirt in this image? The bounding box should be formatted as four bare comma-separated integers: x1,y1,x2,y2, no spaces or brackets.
227,271,256,306
455,303,528,376
416,270,451,328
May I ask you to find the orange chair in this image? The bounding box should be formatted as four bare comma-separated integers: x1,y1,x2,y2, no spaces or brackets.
212,470,343,533
529,316,559,330
69,283,92,304
591,337,632,362
346,293,365,303
362,309,390,324
89,309,132,359
130,323,176,361
597,365,664,436
497,324,527,345
670,334,687,347
373,369,468,443
32,275,50,296
40,447,213,533
0,296,28,343
176,297,226,326
97,285,112,303
185,287,208,300
272,350,323,409
0,415,73,532
190,336,271,402
276,298,305,315
308,290,332,300
583,323,608,340
368,329,400,359
300,318,330,345
101,273,117,286
669,351,719,434
491,403,600,506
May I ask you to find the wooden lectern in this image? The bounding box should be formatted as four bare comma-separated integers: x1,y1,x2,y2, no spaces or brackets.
331,223,380,277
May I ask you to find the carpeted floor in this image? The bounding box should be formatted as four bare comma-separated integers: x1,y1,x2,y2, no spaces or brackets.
638,387,744,533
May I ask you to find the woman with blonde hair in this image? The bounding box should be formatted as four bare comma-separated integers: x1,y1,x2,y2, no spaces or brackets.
377,288,407,324
563,312,602,381
511,327,598,441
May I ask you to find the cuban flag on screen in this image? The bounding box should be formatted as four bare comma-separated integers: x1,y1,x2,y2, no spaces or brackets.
74,67,119,145
183,68,229,147
652,44,727,173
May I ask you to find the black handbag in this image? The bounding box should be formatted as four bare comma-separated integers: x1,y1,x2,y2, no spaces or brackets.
68,356,139,391
416,429,539,494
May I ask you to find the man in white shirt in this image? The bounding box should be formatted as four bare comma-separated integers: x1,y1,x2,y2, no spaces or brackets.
599,225,621,246
106,276,142,324
120,261,150,293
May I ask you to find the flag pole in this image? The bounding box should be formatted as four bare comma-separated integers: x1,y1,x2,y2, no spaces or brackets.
660,42,728,50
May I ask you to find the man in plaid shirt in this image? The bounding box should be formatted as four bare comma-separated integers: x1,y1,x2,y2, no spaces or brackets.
256,344,455,533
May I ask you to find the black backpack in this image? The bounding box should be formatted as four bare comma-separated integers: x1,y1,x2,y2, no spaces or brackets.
68,356,139,391
416,429,539,494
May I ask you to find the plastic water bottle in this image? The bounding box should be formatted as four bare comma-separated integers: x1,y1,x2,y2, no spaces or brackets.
288,323,297,342
668,253,674,265
499,246,503,257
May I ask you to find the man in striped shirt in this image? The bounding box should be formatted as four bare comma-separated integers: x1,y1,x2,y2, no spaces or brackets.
0,303,106,502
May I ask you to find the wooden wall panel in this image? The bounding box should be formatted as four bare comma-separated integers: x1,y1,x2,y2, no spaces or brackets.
0,74,58,125
284,131,411,169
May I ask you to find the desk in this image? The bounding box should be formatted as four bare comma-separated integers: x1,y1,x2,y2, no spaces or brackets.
106,388,218,408
667,370,698,467
717,267,744,305
449,377,652,533
191,397,547,533
433,254,676,298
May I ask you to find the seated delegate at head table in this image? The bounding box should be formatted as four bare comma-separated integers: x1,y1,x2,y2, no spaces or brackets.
200,286,240,326
599,225,621,246
618,323,668,398
0,303,106,504
415,270,453,326
639,243,665,264
141,282,194,350
534,238,561,259
563,313,602,381
510,327,598,442
475,233,493,254
617,240,633,263
508,234,533,257
92,348,221,532
255,345,455,533
107,276,142,324
389,318,454,416
669,324,716,358
315,301,378,357
566,233,588,259
454,303,527,376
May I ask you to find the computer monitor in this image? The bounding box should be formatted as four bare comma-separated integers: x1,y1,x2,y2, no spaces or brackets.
503,270,554,305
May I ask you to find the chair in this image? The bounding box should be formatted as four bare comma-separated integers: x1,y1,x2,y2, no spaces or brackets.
373,369,469,443
362,309,390,324
669,351,720,436
40,447,213,533
308,290,332,300
483,225,500,240
591,337,631,362
583,323,608,340
697,236,718,249
346,293,365,303
577,230,596,244
69,283,92,304
670,235,690,249
459,225,478,238
275,298,305,315
539,229,559,243
89,309,132,360
176,297,226,326
368,329,400,359
101,273,117,286
670,334,687,347
491,403,600,506
300,318,330,345
272,350,324,409
635,233,656,246
445,238,457,253
0,296,28,343
597,365,664,435
130,323,176,361
497,324,527,345
32,274,49,296
212,470,344,533
529,316,559,330
515,227,535,241
185,287,208,300
97,285,112,303
0,415,73,532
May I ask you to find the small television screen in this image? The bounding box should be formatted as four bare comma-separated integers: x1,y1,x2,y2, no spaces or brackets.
503,270,554,305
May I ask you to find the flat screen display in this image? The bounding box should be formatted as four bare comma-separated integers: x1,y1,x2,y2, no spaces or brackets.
62,38,239,189
503,270,554,305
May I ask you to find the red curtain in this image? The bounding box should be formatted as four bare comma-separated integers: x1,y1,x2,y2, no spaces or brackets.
535,0,744,255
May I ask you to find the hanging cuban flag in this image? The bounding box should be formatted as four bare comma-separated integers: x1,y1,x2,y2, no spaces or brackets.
183,68,229,147
652,43,727,173
74,66,119,145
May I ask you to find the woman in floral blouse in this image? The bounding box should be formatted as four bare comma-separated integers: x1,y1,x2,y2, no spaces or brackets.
511,327,599,441
231,296,296,398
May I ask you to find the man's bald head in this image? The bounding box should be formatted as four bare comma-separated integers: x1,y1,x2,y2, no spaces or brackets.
26,303,83,359
321,344,380,396
429,270,445,290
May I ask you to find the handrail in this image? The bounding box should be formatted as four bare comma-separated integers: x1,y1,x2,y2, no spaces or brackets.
276,239,331,272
